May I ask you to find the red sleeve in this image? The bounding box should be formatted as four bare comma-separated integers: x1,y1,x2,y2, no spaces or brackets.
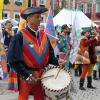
89,38,97,45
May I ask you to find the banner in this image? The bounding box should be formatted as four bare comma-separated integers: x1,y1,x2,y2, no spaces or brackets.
0,0,4,19
45,7,58,48
69,12,83,64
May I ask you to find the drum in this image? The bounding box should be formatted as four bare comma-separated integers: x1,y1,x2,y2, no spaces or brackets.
59,52,66,64
41,66,72,100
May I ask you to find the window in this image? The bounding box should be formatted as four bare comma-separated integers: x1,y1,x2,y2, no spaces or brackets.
77,4,84,12
14,0,23,2
96,3,100,13
87,4,92,13
14,12,20,22
40,0,45,5
2,11,10,19
14,0,23,6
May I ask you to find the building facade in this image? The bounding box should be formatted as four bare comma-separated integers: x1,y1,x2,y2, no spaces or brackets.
75,0,100,26
3,0,100,26
3,0,28,22
2,0,52,23
36,0,51,22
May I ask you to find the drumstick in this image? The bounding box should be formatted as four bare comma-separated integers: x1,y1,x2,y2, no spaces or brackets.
38,75,54,80
55,65,64,79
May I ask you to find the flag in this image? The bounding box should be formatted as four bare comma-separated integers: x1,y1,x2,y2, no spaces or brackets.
32,0,36,6
45,7,58,48
0,0,4,19
69,11,83,64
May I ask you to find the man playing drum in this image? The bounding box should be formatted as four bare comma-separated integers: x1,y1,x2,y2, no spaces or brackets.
8,6,59,100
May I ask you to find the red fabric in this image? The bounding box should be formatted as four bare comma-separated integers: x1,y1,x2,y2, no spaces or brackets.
88,38,97,64
80,38,88,47
81,64,88,79
18,80,44,100
21,29,49,68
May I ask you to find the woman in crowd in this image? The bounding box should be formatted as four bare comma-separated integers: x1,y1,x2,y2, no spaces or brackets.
57,24,71,70
3,20,18,92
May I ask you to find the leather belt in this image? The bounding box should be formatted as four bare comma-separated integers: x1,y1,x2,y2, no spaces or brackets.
27,67,45,71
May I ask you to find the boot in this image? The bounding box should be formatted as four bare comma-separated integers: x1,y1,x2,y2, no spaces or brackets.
75,68,78,76
87,76,96,89
79,78,86,90
93,70,98,80
98,69,100,79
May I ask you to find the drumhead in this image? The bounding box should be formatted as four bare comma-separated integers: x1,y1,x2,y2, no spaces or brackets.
42,68,71,91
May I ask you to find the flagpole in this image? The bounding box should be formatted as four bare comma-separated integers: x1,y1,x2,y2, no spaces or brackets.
46,32,59,40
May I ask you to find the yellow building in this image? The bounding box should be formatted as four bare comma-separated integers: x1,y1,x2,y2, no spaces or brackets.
36,0,51,22
3,0,28,22
31,0,50,23
2,0,52,22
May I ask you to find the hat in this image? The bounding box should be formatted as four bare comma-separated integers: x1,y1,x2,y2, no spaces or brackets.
21,6,48,20
82,27,91,33
62,24,68,30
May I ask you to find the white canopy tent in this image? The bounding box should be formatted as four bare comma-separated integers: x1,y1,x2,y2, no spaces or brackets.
53,9,98,28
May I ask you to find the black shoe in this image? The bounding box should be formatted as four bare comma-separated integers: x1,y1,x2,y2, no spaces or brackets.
87,85,96,89
87,76,96,89
79,86,86,90
79,78,86,90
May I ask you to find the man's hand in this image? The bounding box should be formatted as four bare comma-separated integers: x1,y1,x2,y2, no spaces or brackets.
26,74,37,84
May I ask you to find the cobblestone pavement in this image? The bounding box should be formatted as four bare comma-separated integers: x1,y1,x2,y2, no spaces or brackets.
0,69,100,100
70,70,100,100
